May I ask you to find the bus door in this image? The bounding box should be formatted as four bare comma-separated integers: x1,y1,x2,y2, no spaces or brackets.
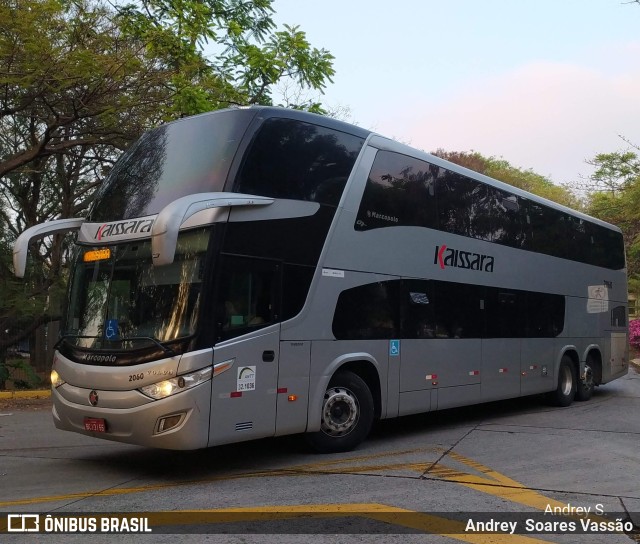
208,255,281,446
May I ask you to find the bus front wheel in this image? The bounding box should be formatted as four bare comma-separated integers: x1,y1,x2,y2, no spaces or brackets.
549,356,577,407
306,370,374,453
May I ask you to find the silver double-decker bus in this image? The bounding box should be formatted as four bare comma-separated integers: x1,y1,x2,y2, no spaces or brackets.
13,107,628,452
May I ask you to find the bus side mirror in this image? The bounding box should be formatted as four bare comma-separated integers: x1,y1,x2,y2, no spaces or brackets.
13,218,85,278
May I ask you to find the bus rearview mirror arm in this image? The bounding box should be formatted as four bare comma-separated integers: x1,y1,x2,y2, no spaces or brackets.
151,192,274,266
13,217,86,278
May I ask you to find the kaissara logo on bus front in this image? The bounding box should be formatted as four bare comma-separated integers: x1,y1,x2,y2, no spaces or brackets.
94,219,154,240
434,244,495,273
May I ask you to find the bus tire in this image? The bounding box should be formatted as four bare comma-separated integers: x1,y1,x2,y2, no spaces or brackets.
306,370,374,453
576,355,595,402
549,356,577,407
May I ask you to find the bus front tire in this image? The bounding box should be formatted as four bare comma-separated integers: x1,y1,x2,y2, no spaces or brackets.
549,356,577,407
306,370,374,454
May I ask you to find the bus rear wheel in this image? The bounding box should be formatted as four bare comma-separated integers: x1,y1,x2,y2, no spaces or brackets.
576,356,596,401
306,370,374,453
549,356,577,407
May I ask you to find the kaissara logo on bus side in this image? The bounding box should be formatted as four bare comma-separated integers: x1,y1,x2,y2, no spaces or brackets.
94,219,154,240
434,244,495,273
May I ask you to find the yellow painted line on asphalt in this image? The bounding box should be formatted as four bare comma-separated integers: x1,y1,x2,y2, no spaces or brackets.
428,451,609,523
0,448,602,544
0,448,434,507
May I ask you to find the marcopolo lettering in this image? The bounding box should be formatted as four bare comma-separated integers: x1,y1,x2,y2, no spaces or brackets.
95,219,154,241
434,244,495,273
80,353,118,364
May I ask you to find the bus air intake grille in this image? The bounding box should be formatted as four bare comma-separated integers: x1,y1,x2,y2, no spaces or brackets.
235,422,253,432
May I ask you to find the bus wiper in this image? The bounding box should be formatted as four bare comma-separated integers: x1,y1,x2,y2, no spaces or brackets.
55,334,175,356
54,334,99,351
126,336,176,357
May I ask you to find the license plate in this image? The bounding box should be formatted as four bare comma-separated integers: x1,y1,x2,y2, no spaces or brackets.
84,417,106,433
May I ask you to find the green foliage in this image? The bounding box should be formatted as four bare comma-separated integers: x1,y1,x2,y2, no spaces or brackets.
586,149,640,281
587,151,640,194
0,0,335,360
116,0,335,117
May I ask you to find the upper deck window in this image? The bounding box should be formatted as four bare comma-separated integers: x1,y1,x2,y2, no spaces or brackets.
356,150,625,270
89,109,255,221
235,118,365,206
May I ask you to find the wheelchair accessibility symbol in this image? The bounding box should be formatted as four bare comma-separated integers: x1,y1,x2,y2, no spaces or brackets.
105,319,118,340
389,340,400,357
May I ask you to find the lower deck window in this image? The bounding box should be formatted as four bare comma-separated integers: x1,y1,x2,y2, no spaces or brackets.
332,279,565,340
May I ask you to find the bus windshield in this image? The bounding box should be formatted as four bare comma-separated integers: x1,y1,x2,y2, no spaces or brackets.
65,229,209,350
87,109,254,222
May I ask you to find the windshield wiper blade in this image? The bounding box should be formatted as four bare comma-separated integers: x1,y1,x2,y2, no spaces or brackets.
54,334,99,351
124,336,176,356
55,334,176,356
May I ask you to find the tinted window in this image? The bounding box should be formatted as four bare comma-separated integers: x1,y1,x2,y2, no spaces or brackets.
566,215,591,262
355,151,437,230
355,151,624,270
332,282,398,340
588,224,625,270
611,305,627,327
282,264,314,321
488,190,529,248
222,206,335,266
236,118,364,206
483,288,565,338
402,281,436,338
216,255,279,341
484,289,522,338
523,291,565,337
90,110,253,221
403,280,484,339
436,169,488,238
527,203,569,257
332,279,564,341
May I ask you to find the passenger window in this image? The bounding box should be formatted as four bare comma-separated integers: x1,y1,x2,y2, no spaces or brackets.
402,281,436,339
523,292,565,337
355,151,438,230
436,170,484,238
527,203,569,258
487,189,528,248
216,256,279,341
235,118,364,206
429,281,485,338
484,290,521,338
611,305,627,328
332,282,398,340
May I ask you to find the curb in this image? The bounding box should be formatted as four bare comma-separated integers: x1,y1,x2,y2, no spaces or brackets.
0,389,51,400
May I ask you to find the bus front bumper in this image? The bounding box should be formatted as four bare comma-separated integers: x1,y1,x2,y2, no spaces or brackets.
52,381,212,450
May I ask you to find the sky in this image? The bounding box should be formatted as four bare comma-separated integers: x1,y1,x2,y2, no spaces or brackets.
271,0,640,188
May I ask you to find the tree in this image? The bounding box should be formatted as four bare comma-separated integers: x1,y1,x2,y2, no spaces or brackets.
0,0,171,367
584,150,640,196
585,147,640,285
0,0,335,372
115,0,335,116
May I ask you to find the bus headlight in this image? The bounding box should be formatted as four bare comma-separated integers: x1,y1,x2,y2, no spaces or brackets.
51,370,65,389
138,366,212,400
